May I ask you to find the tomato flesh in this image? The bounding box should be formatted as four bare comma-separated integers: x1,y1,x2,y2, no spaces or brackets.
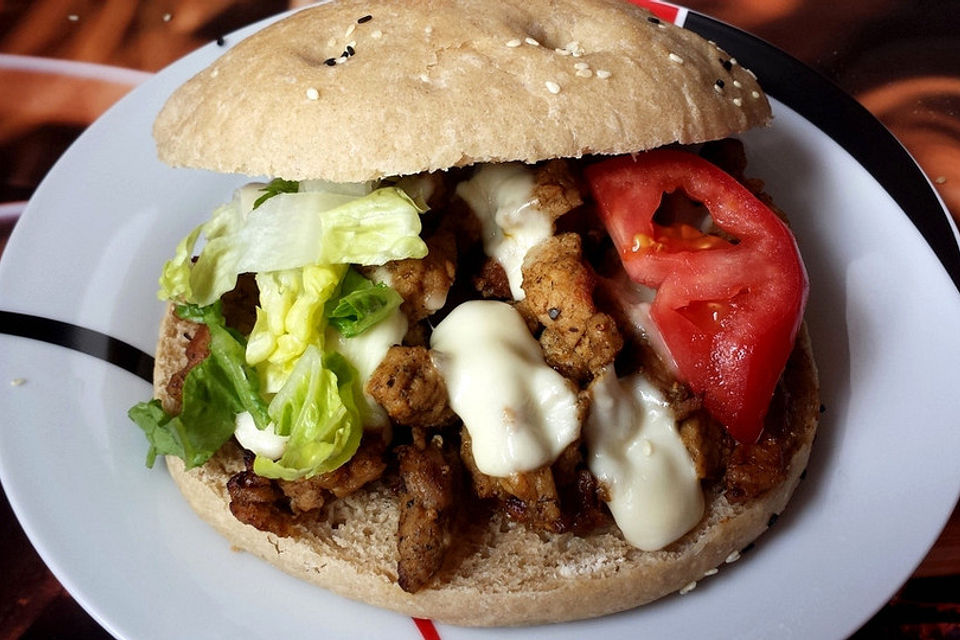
585,150,809,442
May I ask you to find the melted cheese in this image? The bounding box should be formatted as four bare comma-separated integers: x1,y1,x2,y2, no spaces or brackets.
430,300,579,476
327,308,408,429
455,164,552,300
585,369,704,550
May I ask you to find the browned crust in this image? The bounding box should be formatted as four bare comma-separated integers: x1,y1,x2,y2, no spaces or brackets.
158,305,818,626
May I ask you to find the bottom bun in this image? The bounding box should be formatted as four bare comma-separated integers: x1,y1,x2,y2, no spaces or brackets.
160,308,819,626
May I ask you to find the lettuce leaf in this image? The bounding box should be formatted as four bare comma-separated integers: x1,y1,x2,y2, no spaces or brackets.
158,186,427,306
253,347,362,480
245,263,348,394
253,178,299,210
128,303,269,469
327,268,404,338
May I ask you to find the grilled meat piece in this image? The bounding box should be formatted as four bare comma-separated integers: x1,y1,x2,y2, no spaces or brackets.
227,450,294,537
396,435,461,593
522,233,623,383
164,319,210,416
366,346,456,428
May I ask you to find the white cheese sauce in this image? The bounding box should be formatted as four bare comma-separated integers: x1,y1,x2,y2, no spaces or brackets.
429,300,580,477
585,369,704,550
455,164,553,300
234,411,288,460
327,307,408,429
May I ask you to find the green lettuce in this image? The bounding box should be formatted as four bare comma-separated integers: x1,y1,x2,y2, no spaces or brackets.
128,303,269,469
245,263,347,394
327,268,404,338
158,186,427,306
253,347,362,481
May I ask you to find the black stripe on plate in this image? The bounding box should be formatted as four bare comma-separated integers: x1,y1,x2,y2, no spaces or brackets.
0,310,154,383
684,12,960,294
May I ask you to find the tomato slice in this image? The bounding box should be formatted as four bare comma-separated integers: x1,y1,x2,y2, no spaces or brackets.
585,150,809,442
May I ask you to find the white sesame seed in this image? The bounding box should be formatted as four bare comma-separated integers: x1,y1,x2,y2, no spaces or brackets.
729,57,738,66
566,41,585,57
596,69,611,79
679,581,697,595
371,29,383,39
713,84,723,94
725,550,741,564
335,56,347,64
345,23,356,38
732,97,743,107
545,80,561,94
305,87,319,100
419,73,430,82
10,378,25,386
67,14,79,21
745,68,757,79
668,53,684,64
162,12,172,22
525,36,540,46
658,22,667,29
751,90,760,99
935,176,948,184
348,40,357,49
576,68,593,78
425,25,433,35
574,61,589,70
704,568,719,577
506,38,522,47
733,79,743,88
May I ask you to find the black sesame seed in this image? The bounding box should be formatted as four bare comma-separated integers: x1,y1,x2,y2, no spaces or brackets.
216,35,225,46
721,58,733,72
647,16,661,24
358,14,372,23
767,513,780,528
324,57,337,66
548,307,560,320
715,79,725,88
346,45,356,56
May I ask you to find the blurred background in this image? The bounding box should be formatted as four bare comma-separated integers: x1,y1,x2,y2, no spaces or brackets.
1,1,958,638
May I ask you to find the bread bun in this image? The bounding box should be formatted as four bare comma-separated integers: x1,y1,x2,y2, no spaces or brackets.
153,0,771,183
155,306,819,626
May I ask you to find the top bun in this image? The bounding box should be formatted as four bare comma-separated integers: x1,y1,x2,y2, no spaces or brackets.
154,0,771,182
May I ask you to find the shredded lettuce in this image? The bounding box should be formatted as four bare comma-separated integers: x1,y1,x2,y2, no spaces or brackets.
158,186,427,306
327,268,404,338
245,263,347,394
253,347,363,480
128,303,269,469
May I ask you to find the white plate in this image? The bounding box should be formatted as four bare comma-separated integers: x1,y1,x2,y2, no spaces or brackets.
2,7,959,640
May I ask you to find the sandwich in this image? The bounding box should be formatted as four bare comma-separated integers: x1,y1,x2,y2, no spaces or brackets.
129,0,819,626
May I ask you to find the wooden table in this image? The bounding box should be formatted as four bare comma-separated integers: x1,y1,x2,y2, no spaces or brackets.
1,1,957,637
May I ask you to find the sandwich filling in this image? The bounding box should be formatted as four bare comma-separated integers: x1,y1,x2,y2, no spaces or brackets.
130,139,809,592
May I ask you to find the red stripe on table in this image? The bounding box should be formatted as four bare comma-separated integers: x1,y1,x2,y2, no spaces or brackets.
626,0,680,23
413,617,441,640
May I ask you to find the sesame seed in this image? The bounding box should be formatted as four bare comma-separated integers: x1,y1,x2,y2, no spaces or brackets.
751,90,760,99
358,14,373,23
647,16,661,24
679,581,697,595
345,23,356,38
730,58,738,65
732,97,743,107
419,73,430,83
566,41,585,57
669,53,684,64
67,14,79,21
715,79,725,89
371,29,383,39
935,176,948,184
545,80,561,94
346,45,356,56
704,568,719,577
574,61,589,70
525,36,540,46
745,68,757,79
216,35,226,46
10,378,25,386
335,56,348,64
733,79,743,88
658,23,667,29
713,84,723,94
725,550,741,564
720,58,733,71
324,58,337,66
162,12,172,22
425,25,433,35
596,69,611,79
306,87,319,100
576,68,593,78
506,38,522,47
